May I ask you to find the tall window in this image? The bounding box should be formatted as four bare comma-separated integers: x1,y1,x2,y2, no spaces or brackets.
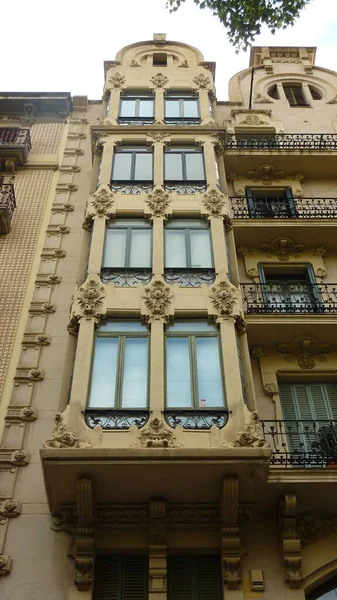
111,146,153,194
168,556,222,600
94,556,148,600
118,91,154,124
245,187,297,219
164,146,206,193
165,321,226,410
88,321,149,411
101,220,152,286
283,83,308,106
165,92,200,124
258,263,322,314
164,219,215,287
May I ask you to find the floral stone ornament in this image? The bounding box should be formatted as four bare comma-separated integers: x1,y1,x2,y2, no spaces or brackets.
72,278,107,322
137,417,179,448
84,186,115,225
142,280,173,322
43,412,92,449
150,73,169,89
209,280,243,321
146,187,171,217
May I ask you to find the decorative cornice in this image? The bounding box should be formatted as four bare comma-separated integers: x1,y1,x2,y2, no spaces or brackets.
142,280,173,323
71,278,107,323
145,187,171,218
278,337,330,370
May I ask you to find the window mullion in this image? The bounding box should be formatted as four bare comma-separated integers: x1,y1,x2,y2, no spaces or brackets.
180,98,184,118
186,229,192,268
135,98,140,118
182,152,187,182
125,227,132,267
190,336,199,408
131,152,136,181
115,336,125,408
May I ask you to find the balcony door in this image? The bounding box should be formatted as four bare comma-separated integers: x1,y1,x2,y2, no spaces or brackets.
246,186,297,218
258,264,322,313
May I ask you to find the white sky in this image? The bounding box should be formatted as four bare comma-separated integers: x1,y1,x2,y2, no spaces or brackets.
2,0,337,101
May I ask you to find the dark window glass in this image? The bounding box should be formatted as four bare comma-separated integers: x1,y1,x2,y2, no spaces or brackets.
283,84,308,106
168,556,222,600
94,556,148,600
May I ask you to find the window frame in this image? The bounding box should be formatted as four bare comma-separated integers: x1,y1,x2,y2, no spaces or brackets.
164,219,214,270
111,146,154,187
164,92,200,123
164,321,226,411
164,146,206,184
87,321,150,411
283,83,309,107
245,186,298,219
103,219,153,270
118,91,155,123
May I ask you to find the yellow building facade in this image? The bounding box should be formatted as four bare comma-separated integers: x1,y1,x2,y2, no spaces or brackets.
0,34,337,600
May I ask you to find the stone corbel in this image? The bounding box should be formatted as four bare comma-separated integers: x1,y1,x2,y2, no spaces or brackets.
0,555,12,577
83,185,115,228
148,498,167,599
201,187,232,229
75,478,95,591
141,280,174,324
221,478,241,590
208,279,244,328
279,493,302,589
145,187,172,219
70,276,107,324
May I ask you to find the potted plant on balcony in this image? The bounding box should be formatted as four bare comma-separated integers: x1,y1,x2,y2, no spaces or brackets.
311,423,337,468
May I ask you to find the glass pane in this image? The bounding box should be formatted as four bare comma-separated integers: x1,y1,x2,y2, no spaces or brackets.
121,338,148,408
97,321,148,332
88,338,118,408
185,153,205,180
139,100,154,117
166,338,192,407
183,99,199,117
120,99,136,117
190,230,212,268
165,230,186,267
165,100,180,117
134,153,153,180
103,229,127,268
112,153,132,181
165,153,183,181
195,337,224,407
130,229,152,267
167,321,217,333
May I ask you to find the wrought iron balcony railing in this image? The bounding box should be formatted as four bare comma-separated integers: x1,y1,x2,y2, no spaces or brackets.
0,127,32,170
164,180,207,194
165,410,228,430
164,268,216,287
164,117,201,125
241,283,337,314
110,181,153,194
117,117,155,125
101,268,152,286
260,419,337,468
85,409,149,430
230,196,337,219
225,133,337,151
0,182,16,233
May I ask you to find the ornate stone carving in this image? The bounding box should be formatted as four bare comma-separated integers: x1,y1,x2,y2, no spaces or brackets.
259,237,304,261
239,115,268,126
72,279,106,322
270,51,300,63
280,494,302,589
146,131,170,143
233,412,269,448
20,406,38,421
202,187,227,217
107,72,126,89
150,73,169,89
149,499,167,545
254,94,273,104
237,245,249,257
327,95,337,104
209,281,242,321
247,268,258,278
43,413,92,449
221,478,241,590
264,383,278,396
246,164,285,184
231,109,272,117
178,60,189,68
297,515,337,548
136,417,179,448
314,245,327,257
57,225,70,234
211,132,226,156
251,346,264,359
278,337,330,370
142,280,173,323
193,74,211,89
0,555,12,577
146,187,171,218
130,60,141,67
11,450,29,466
0,499,20,518
84,186,115,225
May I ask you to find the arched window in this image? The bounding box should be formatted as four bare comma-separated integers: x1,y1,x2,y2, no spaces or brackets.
307,576,337,599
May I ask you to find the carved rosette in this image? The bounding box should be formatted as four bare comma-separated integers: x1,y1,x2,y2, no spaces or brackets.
107,72,126,90
71,278,107,323
84,186,115,226
150,73,169,89
145,187,171,218
193,73,211,89
202,188,231,226
146,131,170,143
277,337,330,370
43,413,92,449
142,280,173,323
260,237,304,261
209,280,243,323
136,417,179,448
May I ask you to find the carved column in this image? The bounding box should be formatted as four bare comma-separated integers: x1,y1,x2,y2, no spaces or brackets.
221,478,242,593
74,478,95,594
84,187,115,274
209,216,228,280
237,333,257,412
148,499,167,600
198,88,212,122
99,136,115,186
202,140,218,187
280,494,302,589
155,89,165,122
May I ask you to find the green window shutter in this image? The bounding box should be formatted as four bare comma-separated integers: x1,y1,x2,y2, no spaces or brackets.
94,556,148,600
279,384,298,421
325,384,337,419
168,557,222,600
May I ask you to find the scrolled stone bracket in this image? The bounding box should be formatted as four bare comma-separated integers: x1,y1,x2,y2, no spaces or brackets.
133,416,181,449
75,478,95,591
279,494,302,589
209,280,244,327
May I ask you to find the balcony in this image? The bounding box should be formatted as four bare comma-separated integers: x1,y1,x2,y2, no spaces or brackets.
0,128,31,170
230,196,337,219
0,182,16,233
241,283,337,315
225,133,337,151
101,268,152,286
261,419,337,468
85,409,150,430
164,268,216,287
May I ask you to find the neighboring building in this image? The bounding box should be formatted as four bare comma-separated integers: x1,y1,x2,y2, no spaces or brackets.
0,34,337,600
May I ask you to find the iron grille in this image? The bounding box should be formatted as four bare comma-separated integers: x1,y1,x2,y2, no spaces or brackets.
165,410,228,430
110,181,153,194
230,196,337,219
164,268,216,287
241,283,337,314
164,181,207,194
225,133,337,151
101,268,152,286
85,409,149,430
